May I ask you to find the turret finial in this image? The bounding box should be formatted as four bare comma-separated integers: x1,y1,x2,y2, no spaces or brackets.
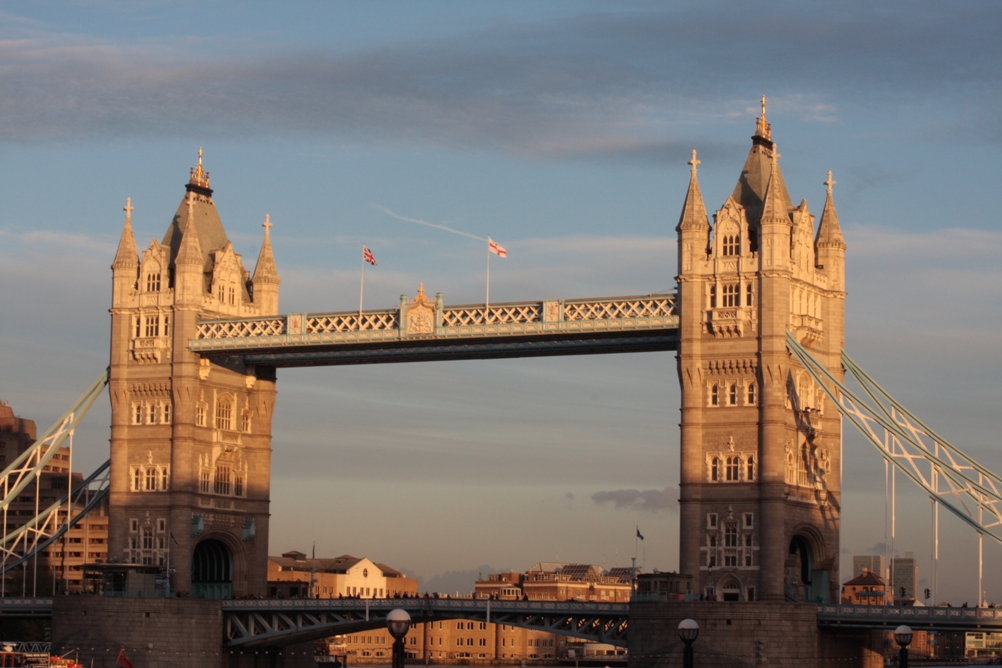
824,170,836,195
263,213,272,234
189,147,210,188
755,95,772,141
688,149,700,174
123,197,134,225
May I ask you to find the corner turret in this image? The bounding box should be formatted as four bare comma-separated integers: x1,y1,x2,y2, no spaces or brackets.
677,150,711,273
112,198,140,306
815,171,846,292
251,214,281,315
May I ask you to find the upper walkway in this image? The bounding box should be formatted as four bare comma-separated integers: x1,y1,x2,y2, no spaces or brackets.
188,293,678,366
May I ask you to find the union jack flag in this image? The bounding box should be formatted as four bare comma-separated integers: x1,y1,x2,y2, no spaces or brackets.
488,237,507,258
363,245,377,266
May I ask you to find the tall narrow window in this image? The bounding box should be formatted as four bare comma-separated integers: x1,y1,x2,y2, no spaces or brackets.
747,383,756,405
746,283,754,306
747,455,756,481
215,399,232,430
725,524,738,547
228,286,236,305
723,284,739,307
234,474,244,497
133,403,143,425
214,465,231,495
195,404,206,427
135,317,141,337
145,467,157,491
729,383,737,405
199,469,210,494
142,526,155,550
710,384,719,406
163,403,171,424
146,273,161,292
726,456,739,481
149,403,157,424
709,285,717,308
144,316,159,337
711,457,719,481
163,316,170,337
241,413,251,433
133,467,141,491
161,468,169,490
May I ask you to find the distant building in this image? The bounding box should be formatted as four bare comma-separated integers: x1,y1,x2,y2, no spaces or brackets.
965,631,1002,659
0,400,109,594
852,555,884,579
891,553,918,603
841,569,887,605
636,571,694,600
267,551,418,599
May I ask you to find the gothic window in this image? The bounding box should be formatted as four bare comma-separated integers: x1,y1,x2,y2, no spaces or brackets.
134,317,141,337
744,533,753,548
726,456,739,481
744,513,754,528
799,443,810,487
228,286,235,305
145,273,161,292
241,412,251,433
709,285,716,308
722,284,739,307
148,403,157,424
214,465,231,495
215,398,233,430
129,518,138,533
199,469,210,494
710,457,719,481
722,235,739,256
747,383,756,405
133,403,143,425
163,403,171,424
132,467,141,491
144,316,159,337
234,473,244,497
160,467,169,490
747,455,756,481
725,524,738,547
746,587,756,601
157,518,166,533
707,513,718,529
725,553,738,567
746,283,753,306
710,383,719,406
142,526,154,550
728,383,737,405
145,467,157,491
163,316,170,337
786,449,797,485
195,403,206,427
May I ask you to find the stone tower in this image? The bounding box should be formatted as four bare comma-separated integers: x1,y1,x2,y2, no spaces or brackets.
108,151,280,596
676,100,846,603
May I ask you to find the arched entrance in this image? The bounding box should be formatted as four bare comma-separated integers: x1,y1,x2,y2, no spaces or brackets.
717,576,741,602
787,533,830,603
192,538,232,599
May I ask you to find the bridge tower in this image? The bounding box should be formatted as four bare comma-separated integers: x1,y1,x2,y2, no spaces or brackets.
108,151,280,596
675,101,846,602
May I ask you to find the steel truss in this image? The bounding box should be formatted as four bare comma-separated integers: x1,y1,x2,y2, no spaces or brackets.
786,334,1002,546
0,369,110,594
222,599,629,649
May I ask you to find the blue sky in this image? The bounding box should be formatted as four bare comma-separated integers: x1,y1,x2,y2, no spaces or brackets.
0,1,999,601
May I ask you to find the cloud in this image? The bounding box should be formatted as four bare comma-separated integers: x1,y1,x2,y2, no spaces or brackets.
373,205,484,241
591,487,676,512
0,2,998,152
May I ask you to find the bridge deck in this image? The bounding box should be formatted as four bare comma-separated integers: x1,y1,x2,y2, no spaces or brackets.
189,294,677,366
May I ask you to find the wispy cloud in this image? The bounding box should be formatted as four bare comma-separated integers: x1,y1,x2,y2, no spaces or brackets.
592,487,676,512
372,205,483,241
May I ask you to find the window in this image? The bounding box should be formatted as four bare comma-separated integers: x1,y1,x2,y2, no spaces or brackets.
215,399,232,430
478,639,487,647
456,623,463,630
722,284,739,307
242,413,251,432
707,513,718,529
746,587,756,601
157,518,166,533
709,285,716,308
144,315,159,337
479,623,487,630
726,456,739,481
746,283,754,306
133,403,143,425
163,316,169,337
145,467,157,491
747,383,756,405
228,286,236,305
146,273,161,292
467,622,473,630
747,456,756,481
161,467,169,490
234,474,244,497
722,235,738,256
743,513,754,528
725,553,738,567
725,524,738,548
710,457,719,481
142,526,155,550
710,383,719,406
195,404,206,427
149,403,157,424
134,317,141,338
163,403,171,424
728,383,737,405
745,553,753,567
199,469,210,494
132,468,141,491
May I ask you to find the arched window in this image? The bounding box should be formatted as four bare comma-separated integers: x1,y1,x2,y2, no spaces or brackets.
133,467,142,491
747,383,756,405
711,457,719,482
133,403,143,425
148,403,157,424
726,457,739,481
215,398,232,430
729,383,737,405
747,455,756,481
710,384,719,406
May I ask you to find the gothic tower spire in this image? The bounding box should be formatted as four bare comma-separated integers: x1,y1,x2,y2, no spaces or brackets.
112,197,139,270
251,214,281,315
815,171,845,250
759,147,791,225
676,150,710,232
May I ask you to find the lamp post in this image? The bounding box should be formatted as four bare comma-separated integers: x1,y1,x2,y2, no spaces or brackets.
678,618,699,668
387,608,412,668
894,625,912,668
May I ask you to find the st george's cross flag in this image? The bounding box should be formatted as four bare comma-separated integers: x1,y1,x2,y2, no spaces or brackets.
116,648,134,668
487,237,507,258
363,245,377,266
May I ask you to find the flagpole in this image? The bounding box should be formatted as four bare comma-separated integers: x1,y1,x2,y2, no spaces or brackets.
359,246,365,327
485,236,491,317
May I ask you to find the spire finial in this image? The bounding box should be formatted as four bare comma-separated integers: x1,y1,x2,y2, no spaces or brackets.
824,170,836,195
755,95,772,141
198,147,203,168
189,147,210,188
688,149,700,174
263,213,272,235
123,197,134,224
761,95,767,121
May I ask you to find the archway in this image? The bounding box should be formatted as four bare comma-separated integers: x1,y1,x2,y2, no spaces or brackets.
717,575,741,602
192,538,232,599
788,532,830,603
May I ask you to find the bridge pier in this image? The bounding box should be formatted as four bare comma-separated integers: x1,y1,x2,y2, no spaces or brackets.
629,601,878,668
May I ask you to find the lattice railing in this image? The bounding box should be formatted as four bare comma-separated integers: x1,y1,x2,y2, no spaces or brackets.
564,297,675,321
308,311,397,333
198,318,285,339
442,304,541,326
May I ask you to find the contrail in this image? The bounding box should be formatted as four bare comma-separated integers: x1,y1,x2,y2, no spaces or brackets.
373,205,484,241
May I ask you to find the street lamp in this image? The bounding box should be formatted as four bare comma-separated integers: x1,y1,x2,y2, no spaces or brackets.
678,618,699,668
894,625,913,668
387,608,412,668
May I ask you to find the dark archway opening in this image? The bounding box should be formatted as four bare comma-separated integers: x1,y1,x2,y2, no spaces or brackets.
192,538,232,599
788,534,830,603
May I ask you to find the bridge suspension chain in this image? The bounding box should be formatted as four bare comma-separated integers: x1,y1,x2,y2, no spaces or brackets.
786,333,1002,546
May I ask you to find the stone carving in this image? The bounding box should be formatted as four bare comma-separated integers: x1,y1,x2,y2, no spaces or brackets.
406,284,436,335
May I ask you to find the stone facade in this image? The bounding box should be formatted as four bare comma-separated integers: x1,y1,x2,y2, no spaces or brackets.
676,100,846,603
108,153,280,596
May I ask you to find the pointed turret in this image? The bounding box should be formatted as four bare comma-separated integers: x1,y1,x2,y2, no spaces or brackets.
731,96,792,237
759,147,791,225
174,194,205,303
112,197,139,270
175,194,203,267
252,214,281,314
676,150,710,232
815,171,846,250
162,148,229,274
